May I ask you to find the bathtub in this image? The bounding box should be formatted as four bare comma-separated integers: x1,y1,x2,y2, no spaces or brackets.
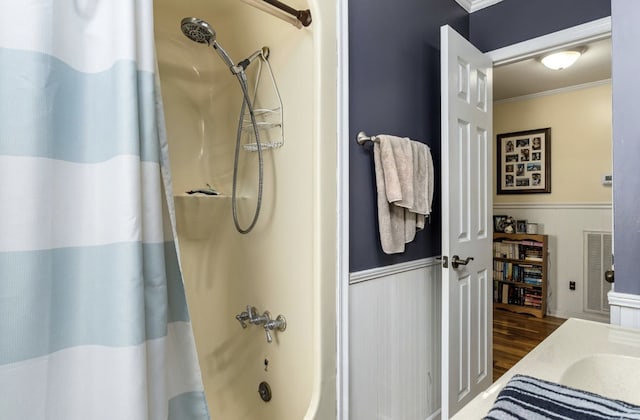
153,0,339,419
453,318,640,418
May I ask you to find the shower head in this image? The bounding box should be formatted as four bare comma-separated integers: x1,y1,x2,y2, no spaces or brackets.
180,17,215,45
180,17,237,73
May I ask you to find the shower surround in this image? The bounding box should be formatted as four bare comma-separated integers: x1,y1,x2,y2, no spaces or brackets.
154,0,338,419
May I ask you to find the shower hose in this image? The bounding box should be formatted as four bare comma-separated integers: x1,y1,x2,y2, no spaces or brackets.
232,67,264,234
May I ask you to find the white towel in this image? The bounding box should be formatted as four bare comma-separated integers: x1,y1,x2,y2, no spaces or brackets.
379,135,414,209
374,137,407,254
373,135,435,254
410,140,435,230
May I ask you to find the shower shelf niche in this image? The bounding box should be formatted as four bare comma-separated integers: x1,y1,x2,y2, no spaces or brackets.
173,194,245,240
241,55,284,152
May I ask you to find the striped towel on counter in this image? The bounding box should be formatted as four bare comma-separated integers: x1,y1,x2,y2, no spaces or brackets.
484,375,640,419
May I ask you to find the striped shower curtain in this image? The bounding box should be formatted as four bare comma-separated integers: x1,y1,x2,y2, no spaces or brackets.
0,1,209,419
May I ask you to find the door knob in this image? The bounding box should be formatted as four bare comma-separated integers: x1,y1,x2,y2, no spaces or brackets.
605,270,615,283
451,255,474,269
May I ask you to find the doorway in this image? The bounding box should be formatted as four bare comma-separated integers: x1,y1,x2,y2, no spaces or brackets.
488,18,613,380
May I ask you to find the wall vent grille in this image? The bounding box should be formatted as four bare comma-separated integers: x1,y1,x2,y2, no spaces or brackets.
584,231,612,314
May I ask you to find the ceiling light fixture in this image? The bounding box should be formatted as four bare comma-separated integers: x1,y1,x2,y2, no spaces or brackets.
541,50,582,70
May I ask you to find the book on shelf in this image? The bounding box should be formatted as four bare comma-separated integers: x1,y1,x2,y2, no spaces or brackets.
494,283,537,306
524,278,542,286
493,261,543,286
492,233,547,316
493,240,544,261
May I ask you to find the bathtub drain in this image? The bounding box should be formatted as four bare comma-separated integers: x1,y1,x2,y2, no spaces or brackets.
258,381,272,402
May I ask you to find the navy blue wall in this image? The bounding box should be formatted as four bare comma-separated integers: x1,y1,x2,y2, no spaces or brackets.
469,0,611,52
612,0,640,295
348,0,612,274
349,0,467,272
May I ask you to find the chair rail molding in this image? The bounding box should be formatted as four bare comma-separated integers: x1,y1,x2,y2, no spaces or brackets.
494,202,612,210
349,257,439,285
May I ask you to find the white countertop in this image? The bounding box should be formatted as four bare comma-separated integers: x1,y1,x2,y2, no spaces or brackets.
452,318,640,419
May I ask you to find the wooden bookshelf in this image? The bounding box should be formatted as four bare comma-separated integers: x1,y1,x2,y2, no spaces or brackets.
493,233,548,318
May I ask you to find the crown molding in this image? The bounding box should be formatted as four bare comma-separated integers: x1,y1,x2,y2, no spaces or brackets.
495,79,612,104
488,17,611,65
454,0,504,13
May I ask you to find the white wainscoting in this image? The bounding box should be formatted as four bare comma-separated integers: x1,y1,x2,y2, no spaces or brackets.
494,203,612,321
609,291,640,330
349,258,442,420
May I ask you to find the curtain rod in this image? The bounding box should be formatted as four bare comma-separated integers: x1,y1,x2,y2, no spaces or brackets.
242,0,312,28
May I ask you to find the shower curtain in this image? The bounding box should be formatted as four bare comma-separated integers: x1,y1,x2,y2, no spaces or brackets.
0,1,209,419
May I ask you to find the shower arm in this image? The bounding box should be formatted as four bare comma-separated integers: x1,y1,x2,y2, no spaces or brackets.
242,0,312,28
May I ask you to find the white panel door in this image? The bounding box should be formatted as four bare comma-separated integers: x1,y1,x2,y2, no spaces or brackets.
440,25,493,419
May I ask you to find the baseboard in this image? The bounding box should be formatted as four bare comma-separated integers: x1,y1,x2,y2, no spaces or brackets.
547,308,608,324
608,291,640,329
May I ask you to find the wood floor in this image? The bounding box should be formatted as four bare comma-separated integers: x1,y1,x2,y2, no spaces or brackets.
493,307,566,381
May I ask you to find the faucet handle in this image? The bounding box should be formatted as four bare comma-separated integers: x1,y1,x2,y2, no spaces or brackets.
264,327,273,343
236,305,258,328
247,305,258,320
235,310,250,328
263,315,287,343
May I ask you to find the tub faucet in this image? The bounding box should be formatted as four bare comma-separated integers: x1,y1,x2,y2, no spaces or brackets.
249,308,271,326
235,306,287,343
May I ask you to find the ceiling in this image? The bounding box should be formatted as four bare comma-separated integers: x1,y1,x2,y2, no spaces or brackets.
452,0,611,101
493,37,612,101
